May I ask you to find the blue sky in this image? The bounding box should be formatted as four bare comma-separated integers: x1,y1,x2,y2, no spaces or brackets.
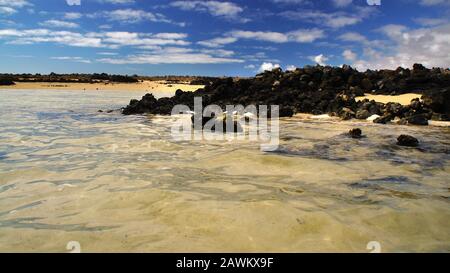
0,0,449,76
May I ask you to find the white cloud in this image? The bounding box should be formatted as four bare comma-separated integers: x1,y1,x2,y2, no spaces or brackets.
64,12,83,20
0,0,31,8
286,65,297,71
310,54,329,65
94,31,190,47
286,29,325,42
98,47,243,64
419,0,450,6
97,52,118,56
332,0,353,7
198,28,324,47
0,7,16,15
40,20,79,29
99,0,135,3
88,9,185,26
415,17,448,26
339,32,369,44
351,23,450,70
197,37,238,48
0,29,190,49
258,62,280,72
377,24,408,38
51,56,91,63
230,30,289,43
271,0,308,3
280,7,373,28
200,49,235,57
170,1,246,22
152,33,187,39
0,0,30,15
342,49,357,61
66,0,81,6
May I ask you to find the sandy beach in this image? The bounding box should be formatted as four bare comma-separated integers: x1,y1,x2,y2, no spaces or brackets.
356,93,422,106
0,81,204,93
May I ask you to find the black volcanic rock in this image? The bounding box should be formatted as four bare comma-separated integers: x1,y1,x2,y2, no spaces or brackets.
349,128,363,139
0,78,15,86
122,64,450,125
356,109,371,120
422,88,450,115
407,114,429,126
191,115,243,133
339,107,355,120
397,135,419,147
374,114,394,124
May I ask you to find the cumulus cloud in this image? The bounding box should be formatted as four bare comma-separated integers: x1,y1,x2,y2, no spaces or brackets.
339,32,370,44
342,49,357,61
258,62,281,72
349,23,450,70
287,29,325,42
286,65,297,71
310,54,329,65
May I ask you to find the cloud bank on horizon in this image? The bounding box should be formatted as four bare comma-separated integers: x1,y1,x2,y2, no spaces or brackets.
0,0,449,75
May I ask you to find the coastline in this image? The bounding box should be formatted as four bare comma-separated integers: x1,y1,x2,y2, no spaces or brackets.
0,80,204,92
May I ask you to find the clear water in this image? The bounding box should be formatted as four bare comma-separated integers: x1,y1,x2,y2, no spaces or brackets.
0,89,449,252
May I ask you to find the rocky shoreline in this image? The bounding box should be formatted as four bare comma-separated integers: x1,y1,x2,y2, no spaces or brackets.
123,64,450,125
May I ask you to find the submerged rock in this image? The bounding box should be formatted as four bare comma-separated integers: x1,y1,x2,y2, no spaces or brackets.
191,115,243,133
349,128,363,139
397,135,419,147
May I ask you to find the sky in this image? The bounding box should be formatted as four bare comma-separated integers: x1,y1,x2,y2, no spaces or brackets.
0,0,449,76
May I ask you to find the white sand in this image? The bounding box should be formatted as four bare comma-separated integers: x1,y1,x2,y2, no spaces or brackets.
355,93,422,106
0,80,204,93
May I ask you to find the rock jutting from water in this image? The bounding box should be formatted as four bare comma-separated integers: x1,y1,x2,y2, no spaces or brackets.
397,135,420,147
348,128,363,139
122,64,450,125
